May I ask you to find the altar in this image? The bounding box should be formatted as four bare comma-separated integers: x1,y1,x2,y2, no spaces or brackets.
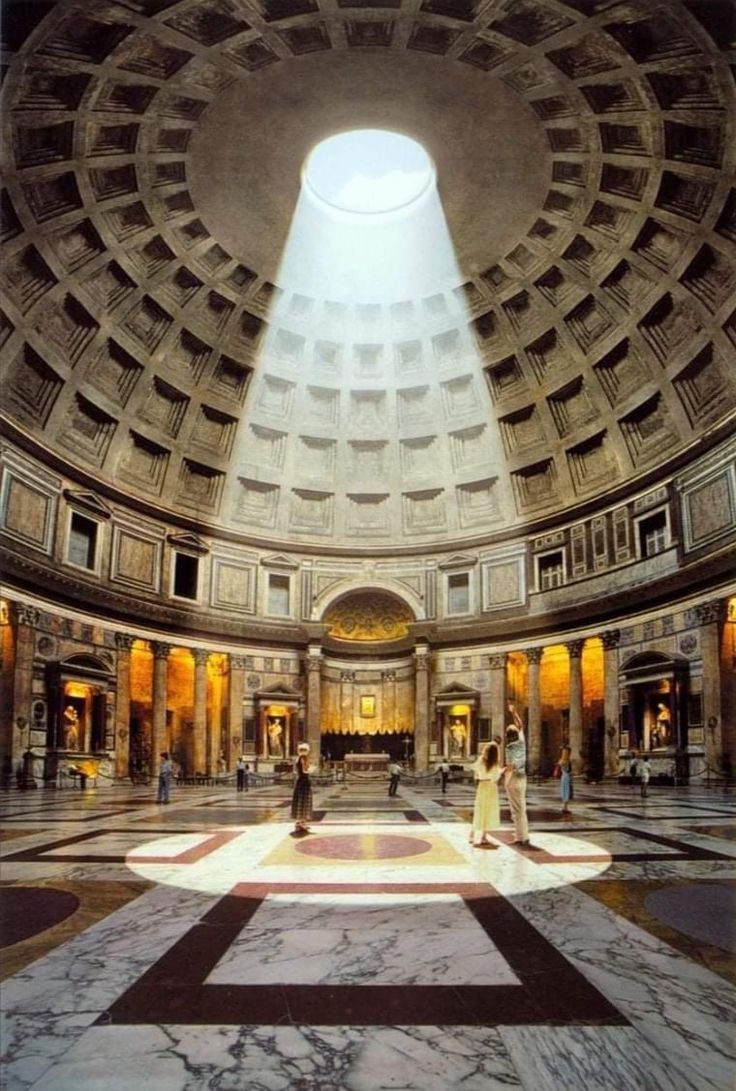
345,752,389,774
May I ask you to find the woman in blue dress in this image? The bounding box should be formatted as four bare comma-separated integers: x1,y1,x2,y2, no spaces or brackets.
558,745,573,814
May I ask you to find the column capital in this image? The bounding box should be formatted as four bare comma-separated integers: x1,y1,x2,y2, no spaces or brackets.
694,600,722,627
565,639,585,660
152,641,172,660
306,654,322,673
13,603,40,628
601,629,621,650
115,632,135,651
230,655,248,671
488,653,507,670
382,669,396,682
192,648,210,667
524,647,543,665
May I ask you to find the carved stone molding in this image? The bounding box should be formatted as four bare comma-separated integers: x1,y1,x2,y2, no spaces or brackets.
524,647,543,665
192,648,211,666
488,653,507,670
13,603,40,628
601,629,621,650
565,639,585,659
114,632,135,651
152,641,172,660
694,600,722,626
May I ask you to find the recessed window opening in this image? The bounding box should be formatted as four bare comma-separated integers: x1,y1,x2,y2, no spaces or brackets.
68,513,98,570
638,510,668,558
173,552,199,600
268,573,291,616
448,572,470,614
303,129,435,217
538,551,565,591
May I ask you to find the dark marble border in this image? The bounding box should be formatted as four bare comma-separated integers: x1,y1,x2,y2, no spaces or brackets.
99,881,628,1028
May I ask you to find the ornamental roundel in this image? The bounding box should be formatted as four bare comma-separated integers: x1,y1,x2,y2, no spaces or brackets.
323,592,414,642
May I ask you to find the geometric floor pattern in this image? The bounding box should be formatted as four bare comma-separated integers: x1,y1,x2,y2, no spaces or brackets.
1,777,734,1090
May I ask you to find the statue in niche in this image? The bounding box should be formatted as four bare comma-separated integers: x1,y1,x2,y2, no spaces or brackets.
267,717,284,757
652,702,671,748
449,718,466,757
63,705,80,750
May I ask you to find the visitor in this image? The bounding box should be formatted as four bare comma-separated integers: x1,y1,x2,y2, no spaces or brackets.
470,742,503,848
157,751,173,804
640,755,651,798
438,757,450,794
557,744,573,814
504,724,529,846
291,742,312,835
236,755,246,792
388,759,401,797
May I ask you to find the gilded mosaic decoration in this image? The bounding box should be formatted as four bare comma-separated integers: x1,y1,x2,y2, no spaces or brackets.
323,593,414,642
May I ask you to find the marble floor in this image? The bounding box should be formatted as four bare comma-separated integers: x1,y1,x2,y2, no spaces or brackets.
1,776,735,1090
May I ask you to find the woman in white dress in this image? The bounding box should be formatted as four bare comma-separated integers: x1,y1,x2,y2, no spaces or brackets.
470,742,503,848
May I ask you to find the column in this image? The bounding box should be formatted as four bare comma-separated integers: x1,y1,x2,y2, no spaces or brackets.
192,648,209,774
566,639,585,774
306,646,322,758
601,629,621,779
11,604,39,788
114,633,135,782
413,643,430,771
695,600,723,773
525,647,543,775
228,656,246,765
151,641,171,774
488,653,507,741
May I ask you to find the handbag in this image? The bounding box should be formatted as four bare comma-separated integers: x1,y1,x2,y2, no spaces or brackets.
552,764,561,779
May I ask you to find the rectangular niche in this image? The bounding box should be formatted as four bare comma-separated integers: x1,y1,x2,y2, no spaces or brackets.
440,375,477,417
673,344,734,428
140,377,189,438
397,385,430,426
564,295,614,352
680,466,736,553
584,201,634,241
502,290,541,333
524,328,570,382
111,521,163,591
306,385,339,423
432,329,462,363
87,339,144,407
120,431,170,492
196,290,235,333
351,389,386,430
235,478,279,528
289,489,333,534
593,339,650,406
396,339,423,372
177,459,225,513
562,234,604,276
655,171,715,223
566,432,614,492
89,164,138,201
256,374,295,418
14,121,74,168
237,309,265,347
481,552,525,611
50,218,105,272
637,293,703,365
0,460,58,555
457,477,501,528
511,459,558,513
57,393,117,467
5,345,63,427
297,436,337,479
349,440,386,479
400,435,438,476
103,200,153,242
534,266,575,307
353,343,383,374
619,394,678,465
346,493,390,535
549,379,597,438
663,120,723,169
449,424,489,469
167,329,211,382
632,218,687,272
680,244,736,314
248,424,287,468
131,235,176,277
314,340,342,371
211,354,252,403
161,267,204,307
22,172,82,222
193,406,238,456
402,489,447,534
484,355,526,401
211,556,257,615
499,405,544,453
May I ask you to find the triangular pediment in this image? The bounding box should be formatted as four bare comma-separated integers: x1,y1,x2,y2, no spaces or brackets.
438,553,478,570
167,532,209,555
261,554,299,570
63,489,112,519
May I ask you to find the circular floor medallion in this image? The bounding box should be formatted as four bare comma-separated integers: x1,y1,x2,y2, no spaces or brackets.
0,888,79,947
294,833,433,860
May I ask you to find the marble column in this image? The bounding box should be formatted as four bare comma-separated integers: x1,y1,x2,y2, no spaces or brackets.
488,653,507,742
228,656,246,766
151,641,171,774
601,629,621,778
413,644,430,771
10,604,39,765
525,647,543,774
114,633,134,782
566,639,585,774
193,648,209,775
306,647,322,758
695,600,723,772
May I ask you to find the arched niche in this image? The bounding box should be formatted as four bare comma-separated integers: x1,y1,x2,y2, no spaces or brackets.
434,683,480,761
45,653,114,755
254,683,303,762
619,651,690,755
